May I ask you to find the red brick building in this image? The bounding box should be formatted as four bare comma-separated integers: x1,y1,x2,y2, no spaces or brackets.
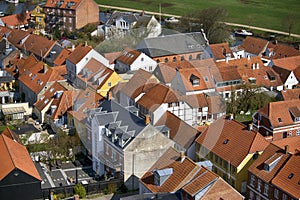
43,0,99,32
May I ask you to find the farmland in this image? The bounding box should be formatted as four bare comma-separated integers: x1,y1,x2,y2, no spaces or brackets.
96,0,300,35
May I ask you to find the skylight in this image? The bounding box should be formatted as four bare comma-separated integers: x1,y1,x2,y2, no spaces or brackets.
288,173,294,179
278,118,282,123
223,139,229,144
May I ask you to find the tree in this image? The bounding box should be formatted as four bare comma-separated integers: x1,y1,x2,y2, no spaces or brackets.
283,13,296,37
16,9,27,28
6,4,16,15
177,7,231,44
74,183,86,198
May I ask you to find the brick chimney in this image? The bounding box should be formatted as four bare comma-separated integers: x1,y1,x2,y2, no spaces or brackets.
180,151,185,162
285,145,289,154
145,114,151,125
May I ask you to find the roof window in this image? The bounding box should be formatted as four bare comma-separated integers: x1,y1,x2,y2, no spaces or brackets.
288,173,294,179
278,118,282,123
223,139,229,144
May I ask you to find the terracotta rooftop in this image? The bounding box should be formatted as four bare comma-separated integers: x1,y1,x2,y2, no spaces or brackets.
281,88,300,101
67,43,92,65
239,36,268,55
5,54,39,78
18,62,65,94
45,0,82,9
137,84,181,111
0,134,41,181
22,34,56,58
0,26,11,37
272,55,300,80
76,58,114,90
7,28,31,49
264,42,300,59
272,137,300,155
196,117,269,167
271,155,300,199
53,48,71,66
248,143,290,183
153,63,176,84
155,111,199,149
104,51,122,64
0,12,31,27
34,81,67,111
121,69,158,99
140,147,200,193
210,42,234,60
216,56,282,87
257,99,300,128
0,127,21,144
68,88,104,122
50,90,74,120
116,48,141,66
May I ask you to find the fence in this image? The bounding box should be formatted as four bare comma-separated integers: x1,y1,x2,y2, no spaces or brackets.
41,179,122,199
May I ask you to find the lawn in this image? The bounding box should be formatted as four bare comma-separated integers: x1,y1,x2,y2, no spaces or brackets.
96,0,300,34
0,125,15,132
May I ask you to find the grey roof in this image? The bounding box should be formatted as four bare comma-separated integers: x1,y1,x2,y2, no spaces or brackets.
44,44,64,66
91,100,146,148
106,11,139,25
136,32,209,57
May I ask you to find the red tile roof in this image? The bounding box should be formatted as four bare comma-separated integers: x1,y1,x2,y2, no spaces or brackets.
0,127,21,144
155,111,199,149
104,51,122,64
76,58,114,90
5,54,39,78
121,69,158,99
67,43,92,65
53,48,71,66
257,99,300,128
22,34,56,58
154,63,177,84
7,28,31,49
196,117,269,167
50,90,74,120
216,57,282,87
248,143,290,183
34,81,67,111
116,48,141,66
18,62,65,94
272,55,300,80
210,42,234,60
240,36,268,55
45,0,82,9
140,147,200,193
281,88,300,101
271,155,300,199
0,12,31,27
265,43,300,59
0,134,41,181
137,84,181,111
272,137,300,155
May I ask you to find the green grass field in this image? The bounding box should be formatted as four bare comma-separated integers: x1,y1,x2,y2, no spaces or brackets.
96,0,300,35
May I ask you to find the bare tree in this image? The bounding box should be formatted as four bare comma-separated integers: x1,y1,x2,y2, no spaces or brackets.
283,13,296,37
17,9,27,29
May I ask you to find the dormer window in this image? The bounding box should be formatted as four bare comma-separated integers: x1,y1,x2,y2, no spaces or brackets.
248,77,256,84
264,154,282,172
153,168,173,186
289,107,300,123
190,74,200,86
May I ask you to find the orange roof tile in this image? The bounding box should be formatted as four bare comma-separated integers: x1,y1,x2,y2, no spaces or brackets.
0,26,11,37
67,43,92,65
196,117,269,167
155,111,199,149
50,90,74,120
0,127,21,144
104,51,122,64
240,36,268,55
121,69,158,99
34,81,67,111
0,134,41,181
183,93,208,108
210,42,234,60
154,63,177,84
45,0,82,9
272,55,300,80
265,43,300,59
1,12,31,27
248,143,290,183
7,28,31,49
257,99,300,128
216,57,282,87
18,62,65,94
22,34,56,58
272,137,300,155
116,48,141,66
53,48,71,66
271,155,300,199
281,88,300,101
140,147,200,193
137,84,181,111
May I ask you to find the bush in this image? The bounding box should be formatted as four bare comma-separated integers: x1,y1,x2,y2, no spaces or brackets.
103,183,117,194
74,183,86,198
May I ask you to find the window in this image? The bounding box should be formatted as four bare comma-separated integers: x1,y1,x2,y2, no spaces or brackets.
189,55,193,60
263,183,269,196
282,194,287,200
141,57,144,61
250,175,255,186
181,56,184,61
164,58,168,63
108,82,112,87
156,59,160,63
173,57,176,62
209,152,213,159
283,132,287,138
297,130,300,136
69,17,72,23
274,189,279,199
257,179,262,192
256,195,261,200
149,66,152,71
196,54,201,60
249,191,254,200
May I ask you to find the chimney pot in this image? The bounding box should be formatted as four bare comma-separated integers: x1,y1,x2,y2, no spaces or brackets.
285,145,289,154
145,114,151,125
180,151,185,162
